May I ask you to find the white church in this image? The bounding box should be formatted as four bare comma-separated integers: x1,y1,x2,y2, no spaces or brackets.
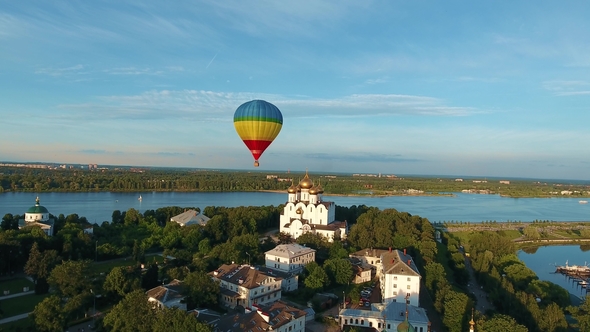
19,197,54,236
279,172,347,242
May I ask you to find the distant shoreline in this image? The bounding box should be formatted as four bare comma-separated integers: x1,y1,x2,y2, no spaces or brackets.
257,190,455,197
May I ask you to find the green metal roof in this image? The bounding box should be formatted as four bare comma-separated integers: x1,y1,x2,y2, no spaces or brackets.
27,205,49,214
26,197,49,214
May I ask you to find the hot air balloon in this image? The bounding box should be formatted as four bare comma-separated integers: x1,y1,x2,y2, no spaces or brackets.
233,100,283,167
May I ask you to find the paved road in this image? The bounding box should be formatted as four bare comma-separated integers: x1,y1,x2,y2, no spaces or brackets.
464,256,494,313
0,290,35,301
0,313,30,325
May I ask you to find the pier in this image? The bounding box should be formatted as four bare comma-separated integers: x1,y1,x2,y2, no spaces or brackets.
555,262,590,293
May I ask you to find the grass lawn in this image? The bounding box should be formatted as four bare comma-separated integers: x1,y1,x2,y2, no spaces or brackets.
0,317,34,331
0,278,34,295
90,254,164,275
0,294,50,317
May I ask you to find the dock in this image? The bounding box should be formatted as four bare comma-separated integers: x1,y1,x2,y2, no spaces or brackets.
555,261,590,293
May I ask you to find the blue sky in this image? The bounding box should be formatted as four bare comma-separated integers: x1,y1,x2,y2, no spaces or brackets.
1,1,590,180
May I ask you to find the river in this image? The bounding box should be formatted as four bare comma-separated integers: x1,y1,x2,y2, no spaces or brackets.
2,190,590,302
0,191,588,224
518,245,590,304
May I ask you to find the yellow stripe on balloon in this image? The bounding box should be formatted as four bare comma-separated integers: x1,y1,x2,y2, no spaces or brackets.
234,121,282,141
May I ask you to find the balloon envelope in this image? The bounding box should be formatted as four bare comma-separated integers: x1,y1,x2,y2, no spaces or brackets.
233,100,283,166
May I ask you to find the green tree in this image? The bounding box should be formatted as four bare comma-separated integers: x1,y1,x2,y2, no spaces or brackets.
481,314,528,332
567,295,590,332
141,263,160,290
153,307,212,332
24,242,59,293
103,266,141,299
442,290,469,332
48,260,90,299
539,302,567,332
103,290,156,332
523,226,540,240
323,258,353,285
304,262,330,290
31,295,67,332
47,260,92,320
424,262,446,294
1,214,17,231
184,270,220,309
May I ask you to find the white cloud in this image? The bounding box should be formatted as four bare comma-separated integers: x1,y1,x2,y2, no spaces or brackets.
35,64,85,76
53,90,480,122
542,80,590,96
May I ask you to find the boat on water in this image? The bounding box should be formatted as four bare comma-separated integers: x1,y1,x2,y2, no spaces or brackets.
580,200,588,204
555,261,590,275
138,195,142,202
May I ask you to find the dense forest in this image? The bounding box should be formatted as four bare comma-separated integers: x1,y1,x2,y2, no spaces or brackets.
1,166,589,198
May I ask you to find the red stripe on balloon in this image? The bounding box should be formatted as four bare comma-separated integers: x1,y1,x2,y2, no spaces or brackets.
243,140,272,160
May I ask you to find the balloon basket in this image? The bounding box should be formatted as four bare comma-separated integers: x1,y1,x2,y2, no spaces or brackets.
254,161,260,167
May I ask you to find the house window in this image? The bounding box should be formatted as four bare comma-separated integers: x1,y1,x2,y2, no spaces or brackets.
394,284,397,288
361,319,364,325
378,323,381,328
394,276,397,280
369,322,373,327
407,285,411,290
388,324,391,329
345,319,348,324
407,277,411,281
355,319,359,324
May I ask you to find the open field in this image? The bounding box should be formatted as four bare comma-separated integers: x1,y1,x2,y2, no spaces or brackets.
0,294,49,317
0,278,34,295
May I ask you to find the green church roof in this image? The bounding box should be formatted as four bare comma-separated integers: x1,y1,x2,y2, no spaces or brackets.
26,197,49,214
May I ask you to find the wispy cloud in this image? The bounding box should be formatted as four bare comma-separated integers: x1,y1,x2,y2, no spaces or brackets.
292,152,423,163
542,80,590,96
0,13,24,39
79,149,107,154
364,77,388,85
54,90,480,122
35,64,85,76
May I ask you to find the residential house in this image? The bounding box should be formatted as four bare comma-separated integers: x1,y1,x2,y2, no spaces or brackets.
265,243,316,274
210,264,282,309
170,209,210,226
339,301,430,332
379,248,421,306
212,300,307,332
146,279,186,310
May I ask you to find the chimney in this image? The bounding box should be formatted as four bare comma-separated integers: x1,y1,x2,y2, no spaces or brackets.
389,247,392,252
403,248,407,256
408,259,411,265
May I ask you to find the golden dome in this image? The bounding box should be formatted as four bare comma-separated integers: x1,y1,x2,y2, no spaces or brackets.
316,184,324,194
299,172,313,189
309,186,318,195
287,183,297,193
